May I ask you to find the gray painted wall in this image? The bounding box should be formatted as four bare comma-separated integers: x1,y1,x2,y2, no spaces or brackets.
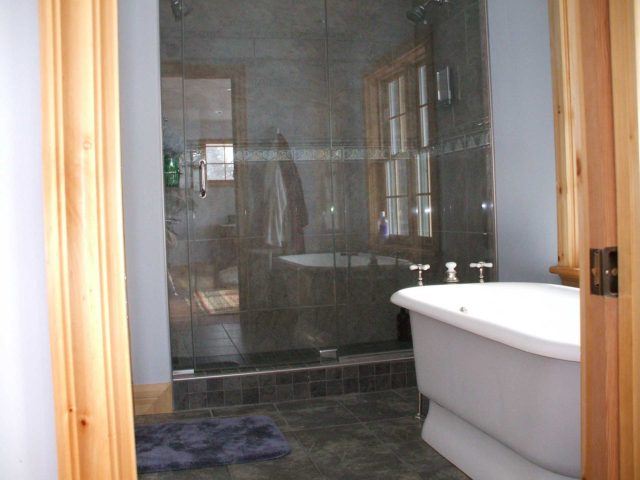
120,0,173,385
487,0,559,283
0,1,58,478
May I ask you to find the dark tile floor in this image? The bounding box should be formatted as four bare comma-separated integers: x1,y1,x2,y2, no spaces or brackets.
136,388,468,480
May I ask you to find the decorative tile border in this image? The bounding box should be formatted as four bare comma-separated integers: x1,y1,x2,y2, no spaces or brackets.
173,357,417,411
220,127,492,164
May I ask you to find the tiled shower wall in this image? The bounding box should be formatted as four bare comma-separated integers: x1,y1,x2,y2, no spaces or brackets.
428,0,496,284
159,0,496,372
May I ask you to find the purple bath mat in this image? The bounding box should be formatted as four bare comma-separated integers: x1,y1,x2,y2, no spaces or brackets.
135,415,291,473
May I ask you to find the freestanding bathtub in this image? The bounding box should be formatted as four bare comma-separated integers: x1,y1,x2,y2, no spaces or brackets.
391,283,580,480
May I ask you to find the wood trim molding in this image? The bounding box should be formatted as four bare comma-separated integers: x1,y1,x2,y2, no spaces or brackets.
548,0,581,287
40,0,137,478
609,0,640,476
133,383,173,416
570,0,620,477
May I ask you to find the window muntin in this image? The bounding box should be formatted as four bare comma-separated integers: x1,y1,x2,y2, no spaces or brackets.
205,143,234,182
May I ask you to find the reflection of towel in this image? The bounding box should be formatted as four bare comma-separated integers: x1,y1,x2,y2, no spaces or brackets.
264,160,288,248
264,133,308,253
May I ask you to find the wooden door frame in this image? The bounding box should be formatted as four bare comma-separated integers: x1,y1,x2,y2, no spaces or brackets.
38,0,640,478
609,0,640,476
40,0,137,478
550,0,640,477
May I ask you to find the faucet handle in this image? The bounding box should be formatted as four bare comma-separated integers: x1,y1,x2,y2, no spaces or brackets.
410,264,430,271
444,262,459,283
409,264,430,286
470,261,493,268
470,261,493,283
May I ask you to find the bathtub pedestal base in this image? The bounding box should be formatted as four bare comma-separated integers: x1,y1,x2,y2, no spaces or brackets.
422,402,579,480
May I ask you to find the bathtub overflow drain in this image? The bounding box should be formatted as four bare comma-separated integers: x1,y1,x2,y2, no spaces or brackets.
459,307,468,313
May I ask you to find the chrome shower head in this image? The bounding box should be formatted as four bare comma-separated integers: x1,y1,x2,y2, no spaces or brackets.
407,5,427,23
170,0,192,20
406,0,449,24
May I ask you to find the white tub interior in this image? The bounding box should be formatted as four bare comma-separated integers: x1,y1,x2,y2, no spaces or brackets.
391,282,580,361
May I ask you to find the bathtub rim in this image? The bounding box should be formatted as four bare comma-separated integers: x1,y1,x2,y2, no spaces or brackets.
390,282,580,362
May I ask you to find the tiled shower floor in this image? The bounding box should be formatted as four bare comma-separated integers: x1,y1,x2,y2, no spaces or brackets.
136,388,468,479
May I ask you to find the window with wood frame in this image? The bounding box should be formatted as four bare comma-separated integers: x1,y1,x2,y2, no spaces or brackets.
547,0,580,287
365,42,437,256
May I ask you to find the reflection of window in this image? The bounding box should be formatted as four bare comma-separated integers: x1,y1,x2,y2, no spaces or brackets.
418,65,430,148
387,76,407,155
381,64,433,239
385,158,409,235
364,43,436,252
416,151,432,237
205,143,234,182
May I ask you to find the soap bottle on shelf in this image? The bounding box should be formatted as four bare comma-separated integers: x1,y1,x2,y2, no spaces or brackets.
378,211,389,239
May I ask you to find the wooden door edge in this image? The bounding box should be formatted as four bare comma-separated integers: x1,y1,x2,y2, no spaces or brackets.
39,0,137,478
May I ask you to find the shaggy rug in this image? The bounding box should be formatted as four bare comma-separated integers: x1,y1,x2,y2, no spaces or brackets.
135,415,291,473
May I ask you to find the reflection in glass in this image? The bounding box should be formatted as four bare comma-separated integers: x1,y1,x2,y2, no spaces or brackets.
205,144,234,182
388,76,407,155
159,0,495,373
416,151,430,194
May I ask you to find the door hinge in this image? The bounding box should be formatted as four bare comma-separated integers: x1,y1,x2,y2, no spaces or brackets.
590,247,618,297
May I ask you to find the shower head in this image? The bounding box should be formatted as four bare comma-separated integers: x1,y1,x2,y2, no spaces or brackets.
170,0,192,21
407,5,427,23
406,0,449,24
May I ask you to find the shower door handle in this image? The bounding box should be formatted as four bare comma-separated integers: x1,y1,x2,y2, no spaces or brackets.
198,159,207,198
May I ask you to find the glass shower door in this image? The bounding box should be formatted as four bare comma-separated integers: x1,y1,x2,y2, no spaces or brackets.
183,72,245,372
161,0,341,373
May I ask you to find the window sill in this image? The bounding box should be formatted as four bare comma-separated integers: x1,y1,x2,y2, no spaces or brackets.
549,265,580,288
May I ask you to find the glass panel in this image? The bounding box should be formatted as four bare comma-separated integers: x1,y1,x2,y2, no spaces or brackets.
386,197,409,236
159,3,195,372
388,79,399,117
160,0,496,370
386,197,398,235
417,195,432,237
418,65,428,105
398,75,406,114
420,106,430,147
325,0,494,357
171,0,335,373
396,197,409,236
395,158,408,196
207,163,225,181
385,160,396,196
416,151,430,194
224,146,234,163
225,164,235,181
206,145,224,163
390,117,401,155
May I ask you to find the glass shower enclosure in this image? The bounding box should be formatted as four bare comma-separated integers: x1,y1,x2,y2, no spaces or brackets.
159,0,496,374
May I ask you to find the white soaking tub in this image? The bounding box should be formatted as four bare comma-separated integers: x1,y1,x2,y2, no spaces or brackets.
391,283,580,480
